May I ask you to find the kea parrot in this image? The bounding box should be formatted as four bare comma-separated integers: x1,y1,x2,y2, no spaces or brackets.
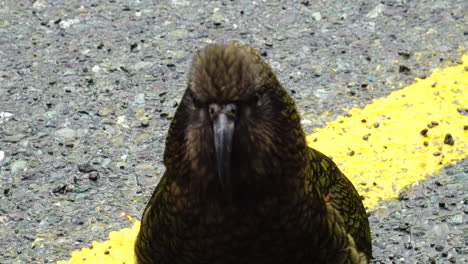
135,41,372,264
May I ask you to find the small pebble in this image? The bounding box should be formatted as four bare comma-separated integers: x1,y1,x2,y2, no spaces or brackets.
433,151,441,156
78,163,97,173
448,214,463,224
71,218,85,225
420,128,429,137
443,133,454,145
373,122,380,128
88,172,99,181
399,65,411,74
427,121,438,128
11,160,27,174
398,51,411,59
434,244,444,251
457,108,468,116
56,128,77,139
432,222,449,237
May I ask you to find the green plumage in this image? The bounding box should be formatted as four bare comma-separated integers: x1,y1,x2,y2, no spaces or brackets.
135,42,371,264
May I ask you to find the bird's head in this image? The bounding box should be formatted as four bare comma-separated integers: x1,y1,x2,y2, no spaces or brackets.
164,42,307,201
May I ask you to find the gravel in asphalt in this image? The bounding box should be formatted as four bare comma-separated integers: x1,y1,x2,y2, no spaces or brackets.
0,1,466,263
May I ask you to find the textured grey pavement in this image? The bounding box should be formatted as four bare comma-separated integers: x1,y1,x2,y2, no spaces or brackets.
0,1,466,263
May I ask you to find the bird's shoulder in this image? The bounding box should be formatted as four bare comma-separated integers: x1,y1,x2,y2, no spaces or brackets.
306,147,342,193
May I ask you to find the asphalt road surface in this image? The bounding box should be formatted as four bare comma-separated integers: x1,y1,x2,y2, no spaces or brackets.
0,1,466,263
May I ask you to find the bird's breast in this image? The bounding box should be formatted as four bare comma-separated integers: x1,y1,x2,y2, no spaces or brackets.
159,192,321,263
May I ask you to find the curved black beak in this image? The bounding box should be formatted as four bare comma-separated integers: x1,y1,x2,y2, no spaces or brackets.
211,104,236,191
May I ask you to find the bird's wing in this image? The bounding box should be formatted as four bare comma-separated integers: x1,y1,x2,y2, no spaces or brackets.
307,147,372,260
135,174,168,263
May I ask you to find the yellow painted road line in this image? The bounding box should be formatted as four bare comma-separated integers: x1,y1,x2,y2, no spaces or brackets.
56,222,140,264
57,54,468,264
308,54,467,209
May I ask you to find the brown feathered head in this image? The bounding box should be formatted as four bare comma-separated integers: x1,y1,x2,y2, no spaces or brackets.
164,41,307,201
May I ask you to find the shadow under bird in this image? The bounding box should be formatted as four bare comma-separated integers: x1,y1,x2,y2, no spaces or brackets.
135,42,372,264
